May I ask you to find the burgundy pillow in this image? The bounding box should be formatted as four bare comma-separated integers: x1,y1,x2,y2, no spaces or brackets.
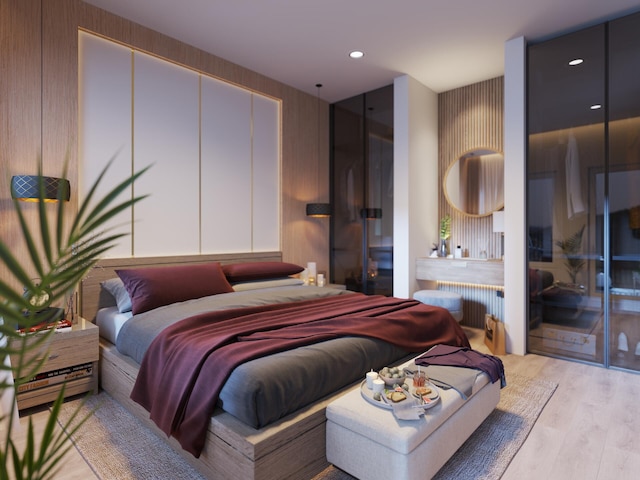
116,262,233,315
222,261,304,283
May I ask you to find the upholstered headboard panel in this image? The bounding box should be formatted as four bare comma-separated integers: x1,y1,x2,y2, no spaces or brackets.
80,251,282,323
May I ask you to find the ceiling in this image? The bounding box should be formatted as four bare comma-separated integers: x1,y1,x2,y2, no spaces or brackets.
83,0,640,103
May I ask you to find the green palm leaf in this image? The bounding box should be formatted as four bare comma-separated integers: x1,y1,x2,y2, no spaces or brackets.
1,156,148,479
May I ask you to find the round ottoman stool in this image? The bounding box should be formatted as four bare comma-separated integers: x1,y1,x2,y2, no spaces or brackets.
413,290,463,323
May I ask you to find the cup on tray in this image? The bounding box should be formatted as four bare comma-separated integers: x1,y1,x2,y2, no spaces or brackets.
413,371,427,388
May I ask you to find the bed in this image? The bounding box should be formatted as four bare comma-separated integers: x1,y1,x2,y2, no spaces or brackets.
80,252,470,480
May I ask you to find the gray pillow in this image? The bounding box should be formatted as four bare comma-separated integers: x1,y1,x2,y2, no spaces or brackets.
101,277,133,313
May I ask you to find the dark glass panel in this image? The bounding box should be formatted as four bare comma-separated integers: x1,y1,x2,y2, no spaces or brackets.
527,25,606,364
331,85,393,295
607,11,640,371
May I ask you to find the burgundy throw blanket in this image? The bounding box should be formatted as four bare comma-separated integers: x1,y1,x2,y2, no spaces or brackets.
130,293,469,457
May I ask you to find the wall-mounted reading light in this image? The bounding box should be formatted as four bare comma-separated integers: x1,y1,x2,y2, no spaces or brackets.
306,202,331,217
11,175,71,202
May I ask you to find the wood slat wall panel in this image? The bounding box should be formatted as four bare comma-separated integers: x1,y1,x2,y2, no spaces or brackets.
438,77,504,260
0,0,43,294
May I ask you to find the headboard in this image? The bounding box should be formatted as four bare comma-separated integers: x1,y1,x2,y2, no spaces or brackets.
80,251,282,323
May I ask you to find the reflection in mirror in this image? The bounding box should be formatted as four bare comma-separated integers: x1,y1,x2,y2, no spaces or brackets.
444,149,504,216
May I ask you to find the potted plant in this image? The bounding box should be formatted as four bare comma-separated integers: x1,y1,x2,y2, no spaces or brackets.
0,157,148,479
555,225,586,285
439,214,451,257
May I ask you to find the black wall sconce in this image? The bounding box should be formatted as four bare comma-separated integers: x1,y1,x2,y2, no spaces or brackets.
11,175,71,202
306,202,332,217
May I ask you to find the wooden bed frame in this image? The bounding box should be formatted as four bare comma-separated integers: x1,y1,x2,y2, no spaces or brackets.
80,252,348,480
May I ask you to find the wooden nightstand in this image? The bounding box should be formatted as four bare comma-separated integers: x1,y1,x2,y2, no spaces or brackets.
10,318,99,411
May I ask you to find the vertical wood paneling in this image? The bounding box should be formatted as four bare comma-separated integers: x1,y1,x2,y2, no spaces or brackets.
0,0,43,294
438,77,504,260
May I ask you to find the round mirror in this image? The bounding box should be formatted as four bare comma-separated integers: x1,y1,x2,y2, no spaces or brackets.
444,148,504,216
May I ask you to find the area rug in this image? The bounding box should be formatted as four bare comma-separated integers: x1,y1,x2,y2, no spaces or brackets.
57,373,556,480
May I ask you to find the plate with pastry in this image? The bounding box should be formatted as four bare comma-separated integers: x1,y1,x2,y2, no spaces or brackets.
360,380,440,410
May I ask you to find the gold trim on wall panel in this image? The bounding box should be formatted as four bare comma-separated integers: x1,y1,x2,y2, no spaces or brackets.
438,77,504,260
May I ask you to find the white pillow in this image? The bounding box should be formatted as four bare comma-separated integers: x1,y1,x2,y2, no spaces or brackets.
101,277,133,313
232,278,304,292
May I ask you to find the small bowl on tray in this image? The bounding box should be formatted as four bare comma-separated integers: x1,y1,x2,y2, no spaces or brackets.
378,366,406,386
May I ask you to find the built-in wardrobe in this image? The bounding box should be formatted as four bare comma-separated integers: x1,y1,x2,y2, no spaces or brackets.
527,10,640,371
330,86,394,295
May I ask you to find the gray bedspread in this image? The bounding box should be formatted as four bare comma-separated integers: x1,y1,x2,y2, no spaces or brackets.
116,286,410,428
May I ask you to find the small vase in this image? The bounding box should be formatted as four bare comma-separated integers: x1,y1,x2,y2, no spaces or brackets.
439,239,447,257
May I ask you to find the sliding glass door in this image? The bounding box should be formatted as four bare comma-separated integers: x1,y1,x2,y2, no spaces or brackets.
527,11,640,371
607,12,640,369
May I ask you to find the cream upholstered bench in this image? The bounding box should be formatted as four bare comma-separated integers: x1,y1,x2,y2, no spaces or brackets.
326,363,500,480
413,290,463,322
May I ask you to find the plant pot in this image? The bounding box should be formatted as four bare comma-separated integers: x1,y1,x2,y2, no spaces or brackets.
439,239,448,257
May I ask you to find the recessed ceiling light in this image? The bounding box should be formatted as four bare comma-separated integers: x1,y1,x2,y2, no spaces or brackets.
349,50,364,59
590,104,602,110
569,58,584,66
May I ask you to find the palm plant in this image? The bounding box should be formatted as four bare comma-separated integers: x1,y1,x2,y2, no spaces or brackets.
555,224,586,284
439,214,451,240
0,156,148,479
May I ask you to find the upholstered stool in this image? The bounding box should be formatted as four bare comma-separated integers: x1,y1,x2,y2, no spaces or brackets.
413,290,463,323
326,360,500,480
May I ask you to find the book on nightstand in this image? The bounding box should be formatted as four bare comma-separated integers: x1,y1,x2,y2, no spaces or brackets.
16,362,94,393
17,318,73,334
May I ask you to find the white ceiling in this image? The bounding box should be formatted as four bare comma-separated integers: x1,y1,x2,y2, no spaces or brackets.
83,0,640,102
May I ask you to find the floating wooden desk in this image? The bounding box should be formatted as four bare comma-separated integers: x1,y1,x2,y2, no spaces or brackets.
416,257,504,286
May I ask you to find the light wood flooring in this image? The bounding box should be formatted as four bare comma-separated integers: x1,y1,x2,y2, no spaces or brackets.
6,327,640,480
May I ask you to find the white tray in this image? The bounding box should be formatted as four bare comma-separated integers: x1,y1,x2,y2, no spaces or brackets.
360,380,440,410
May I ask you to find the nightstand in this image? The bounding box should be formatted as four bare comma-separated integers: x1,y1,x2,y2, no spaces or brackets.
10,318,99,411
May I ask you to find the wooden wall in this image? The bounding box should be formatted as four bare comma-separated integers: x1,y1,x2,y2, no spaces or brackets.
0,0,328,296
438,77,504,260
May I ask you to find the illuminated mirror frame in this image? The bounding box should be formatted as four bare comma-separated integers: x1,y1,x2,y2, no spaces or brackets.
443,147,504,217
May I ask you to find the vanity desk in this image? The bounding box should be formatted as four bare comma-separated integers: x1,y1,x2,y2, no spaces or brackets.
415,257,505,328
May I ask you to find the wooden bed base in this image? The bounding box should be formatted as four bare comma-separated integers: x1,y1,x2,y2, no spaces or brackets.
81,252,346,480
99,339,352,479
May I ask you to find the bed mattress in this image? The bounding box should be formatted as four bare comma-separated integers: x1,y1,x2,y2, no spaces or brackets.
100,285,412,428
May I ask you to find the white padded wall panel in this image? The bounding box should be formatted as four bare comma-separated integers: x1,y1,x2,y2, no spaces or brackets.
79,36,281,259
78,32,133,258
133,52,200,256
201,76,252,253
252,95,280,251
